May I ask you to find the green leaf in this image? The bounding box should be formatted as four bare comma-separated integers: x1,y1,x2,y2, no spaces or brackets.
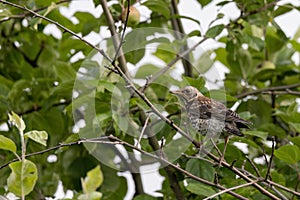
74,12,100,36
207,90,237,102
206,24,224,38
265,26,287,54
0,135,17,153
289,136,300,148
198,0,211,7
143,0,170,18
78,191,103,200
186,182,215,196
81,165,103,194
8,112,26,132
273,4,293,17
135,64,161,79
243,131,268,140
186,159,214,182
54,62,76,82
258,123,285,139
289,123,300,133
194,51,214,73
188,30,201,37
274,145,300,164
153,43,177,63
24,130,48,146
171,14,200,26
133,194,158,200
7,160,38,197
183,76,206,90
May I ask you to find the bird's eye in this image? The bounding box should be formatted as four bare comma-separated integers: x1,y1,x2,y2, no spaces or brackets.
185,89,191,94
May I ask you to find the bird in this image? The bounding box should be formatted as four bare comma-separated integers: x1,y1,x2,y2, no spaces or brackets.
170,86,251,165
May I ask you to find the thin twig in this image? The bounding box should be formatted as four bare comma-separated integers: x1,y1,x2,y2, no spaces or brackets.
261,143,269,167
0,0,113,62
107,135,248,200
246,157,262,177
135,114,150,147
265,137,275,181
203,180,259,200
266,179,300,197
0,0,71,23
241,0,281,19
240,168,292,199
262,89,300,95
236,83,300,99
113,0,130,63
170,0,192,77
0,136,112,170
140,37,208,93
100,0,130,76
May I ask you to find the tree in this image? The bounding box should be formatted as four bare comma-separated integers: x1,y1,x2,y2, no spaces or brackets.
0,0,300,199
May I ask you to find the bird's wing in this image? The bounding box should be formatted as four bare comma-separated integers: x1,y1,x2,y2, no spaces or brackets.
190,97,252,128
188,97,227,120
225,109,252,128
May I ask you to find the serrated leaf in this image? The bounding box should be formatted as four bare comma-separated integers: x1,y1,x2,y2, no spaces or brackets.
82,165,103,194
0,135,17,153
186,182,215,196
8,160,38,197
8,112,25,132
243,130,268,140
274,145,300,164
24,130,48,146
206,24,224,38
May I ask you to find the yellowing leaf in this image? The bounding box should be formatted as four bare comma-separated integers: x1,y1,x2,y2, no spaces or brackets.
24,130,48,146
7,160,38,197
81,165,103,194
8,112,25,132
78,191,103,200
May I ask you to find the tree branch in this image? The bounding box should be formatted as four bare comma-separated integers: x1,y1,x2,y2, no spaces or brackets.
203,180,260,200
0,0,71,23
265,137,275,181
170,0,193,77
140,37,208,93
236,83,300,99
107,135,248,200
99,0,130,77
0,0,113,62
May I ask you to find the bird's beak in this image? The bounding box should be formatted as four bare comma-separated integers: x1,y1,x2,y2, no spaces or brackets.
170,90,182,95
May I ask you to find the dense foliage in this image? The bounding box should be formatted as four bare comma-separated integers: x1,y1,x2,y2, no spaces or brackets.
0,0,300,199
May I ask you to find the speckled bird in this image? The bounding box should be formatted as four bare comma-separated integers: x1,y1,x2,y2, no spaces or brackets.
171,86,251,163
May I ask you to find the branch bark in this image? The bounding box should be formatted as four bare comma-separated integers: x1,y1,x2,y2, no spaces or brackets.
99,0,130,77
236,83,300,99
170,0,193,77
